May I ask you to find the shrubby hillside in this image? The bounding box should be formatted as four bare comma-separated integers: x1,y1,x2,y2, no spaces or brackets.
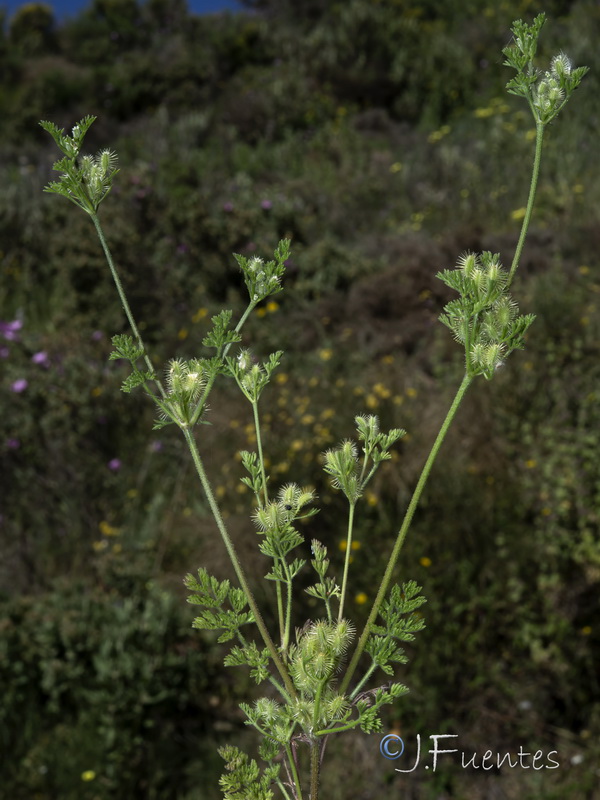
1,1,599,797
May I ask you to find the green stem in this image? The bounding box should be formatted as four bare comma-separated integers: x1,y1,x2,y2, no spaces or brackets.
312,677,328,732
268,675,293,705
275,777,294,800
337,502,356,622
340,372,473,694
190,301,257,425
309,740,320,800
182,426,297,700
283,565,294,651
284,743,304,800
314,719,361,736
349,662,377,701
252,400,269,506
251,398,287,647
508,121,544,286
276,570,286,649
91,213,166,399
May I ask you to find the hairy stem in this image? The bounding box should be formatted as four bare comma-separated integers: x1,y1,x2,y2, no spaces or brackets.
252,398,286,646
190,300,257,426
252,400,269,506
337,502,356,622
284,743,304,800
283,563,294,651
340,372,473,694
182,426,297,699
309,739,320,800
508,121,544,285
91,213,166,399
349,661,377,701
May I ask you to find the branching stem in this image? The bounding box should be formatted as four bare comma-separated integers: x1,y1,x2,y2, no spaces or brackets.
337,502,356,622
182,426,297,700
91,213,166,399
508,122,544,286
340,372,473,694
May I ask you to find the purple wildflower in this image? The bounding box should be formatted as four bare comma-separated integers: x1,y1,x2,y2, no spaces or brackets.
108,458,122,471
11,379,28,393
261,199,273,210
32,351,50,367
6,438,20,449
1,320,22,341
223,202,234,213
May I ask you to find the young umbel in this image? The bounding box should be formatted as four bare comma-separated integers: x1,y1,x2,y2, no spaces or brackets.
41,14,587,800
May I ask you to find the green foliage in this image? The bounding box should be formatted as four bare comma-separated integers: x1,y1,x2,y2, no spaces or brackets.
0,576,220,799
109,333,156,393
9,2,56,55
224,642,270,684
202,310,242,351
185,567,254,643
354,682,408,734
233,238,289,304
366,581,426,677
305,540,341,618
218,745,276,800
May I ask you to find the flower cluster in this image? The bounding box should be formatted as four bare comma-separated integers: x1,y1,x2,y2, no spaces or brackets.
503,13,588,126
437,251,536,380
40,116,119,214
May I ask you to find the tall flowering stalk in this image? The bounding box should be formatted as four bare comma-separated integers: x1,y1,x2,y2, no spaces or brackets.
40,15,586,799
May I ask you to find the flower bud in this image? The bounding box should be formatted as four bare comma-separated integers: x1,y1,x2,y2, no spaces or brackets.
551,52,572,79
457,252,479,276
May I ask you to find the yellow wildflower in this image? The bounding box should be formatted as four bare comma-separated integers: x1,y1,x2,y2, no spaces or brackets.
192,307,208,323
99,520,120,536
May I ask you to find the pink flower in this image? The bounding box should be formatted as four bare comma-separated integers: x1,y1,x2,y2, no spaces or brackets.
11,378,28,393
32,351,50,367
108,458,122,471
1,319,22,341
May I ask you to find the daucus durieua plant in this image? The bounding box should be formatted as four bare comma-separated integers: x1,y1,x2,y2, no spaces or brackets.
40,14,587,799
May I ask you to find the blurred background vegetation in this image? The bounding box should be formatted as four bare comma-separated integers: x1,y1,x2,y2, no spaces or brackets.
1,0,599,797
